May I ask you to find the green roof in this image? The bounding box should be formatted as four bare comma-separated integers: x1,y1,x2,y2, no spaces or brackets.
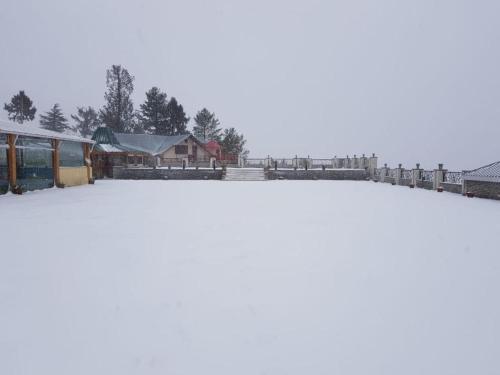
92,127,120,145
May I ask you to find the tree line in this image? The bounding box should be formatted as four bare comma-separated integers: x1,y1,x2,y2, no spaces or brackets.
3,64,247,156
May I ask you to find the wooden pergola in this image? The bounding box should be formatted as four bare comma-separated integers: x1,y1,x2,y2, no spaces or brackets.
1,121,95,193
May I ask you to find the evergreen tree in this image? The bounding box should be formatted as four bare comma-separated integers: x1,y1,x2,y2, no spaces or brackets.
130,115,146,134
40,104,70,133
3,90,37,123
220,127,248,157
192,108,221,142
99,65,135,133
166,97,189,135
71,106,100,137
138,87,168,134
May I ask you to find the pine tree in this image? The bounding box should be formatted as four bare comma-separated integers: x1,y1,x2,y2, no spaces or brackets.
130,115,145,134
220,127,248,157
99,65,135,133
166,97,189,135
40,104,70,133
138,87,168,134
192,108,221,142
71,106,100,137
3,90,37,123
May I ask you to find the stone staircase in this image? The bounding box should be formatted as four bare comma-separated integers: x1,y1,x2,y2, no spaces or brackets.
224,168,266,181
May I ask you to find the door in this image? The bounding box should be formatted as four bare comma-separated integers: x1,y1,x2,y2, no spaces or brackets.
192,145,198,161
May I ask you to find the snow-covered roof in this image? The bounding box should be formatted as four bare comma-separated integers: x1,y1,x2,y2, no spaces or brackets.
90,127,216,156
0,120,94,144
95,144,130,153
463,161,500,183
114,133,190,155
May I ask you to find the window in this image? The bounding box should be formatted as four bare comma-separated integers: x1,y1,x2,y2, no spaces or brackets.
175,145,188,155
16,136,54,191
17,136,53,150
59,141,85,167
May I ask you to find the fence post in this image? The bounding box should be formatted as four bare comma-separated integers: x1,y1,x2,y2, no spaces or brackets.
395,163,403,185
359,154,366,169
369,153,378,179
380,163,389,182
433,163,446,190
411,163,422,187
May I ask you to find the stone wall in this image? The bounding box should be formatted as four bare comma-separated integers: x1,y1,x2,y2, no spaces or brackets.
399,178,412,187
441,182,462,194
266,169,367,180
384,177,396,184
416,180,434,190
113,167,223,180
464,180,500,200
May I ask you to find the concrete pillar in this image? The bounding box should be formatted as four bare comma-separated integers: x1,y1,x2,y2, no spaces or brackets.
369,153,378,179
332,156,338,169
358,154,366,169
433,163,446,190
411,163,423,186
380,163,389,183
395,163,403,185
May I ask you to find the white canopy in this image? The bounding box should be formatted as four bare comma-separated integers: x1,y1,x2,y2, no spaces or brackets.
0,120,94,144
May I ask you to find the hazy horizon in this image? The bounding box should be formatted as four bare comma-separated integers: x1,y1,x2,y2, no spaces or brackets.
1,0,499,170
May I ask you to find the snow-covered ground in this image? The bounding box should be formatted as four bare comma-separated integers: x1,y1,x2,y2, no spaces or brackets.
1,180,500,375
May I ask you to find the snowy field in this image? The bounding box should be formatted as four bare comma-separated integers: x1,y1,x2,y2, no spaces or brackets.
1,180,500,375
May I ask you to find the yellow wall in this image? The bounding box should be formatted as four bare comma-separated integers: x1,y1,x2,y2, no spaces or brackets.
59,166,89,187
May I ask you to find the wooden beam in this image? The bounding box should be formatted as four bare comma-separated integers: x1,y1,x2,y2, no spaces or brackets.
7,134,17,190
84,143,92,182
52,139,61,187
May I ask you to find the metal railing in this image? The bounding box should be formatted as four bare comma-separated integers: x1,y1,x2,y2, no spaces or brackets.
444,171,462,184
273,158,295,169
421,170,434,182
244,158,267,167
401,170,412,180
311,159,332,168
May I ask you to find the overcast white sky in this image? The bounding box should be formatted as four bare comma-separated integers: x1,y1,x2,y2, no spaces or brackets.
1,0,499,169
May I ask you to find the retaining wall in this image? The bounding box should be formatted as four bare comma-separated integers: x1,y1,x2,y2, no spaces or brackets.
416,180,434,190
384,177,396,184
441,182,462,194
399,178,412,187
464,180,500,200
113,167,224,180
266,169,367,180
